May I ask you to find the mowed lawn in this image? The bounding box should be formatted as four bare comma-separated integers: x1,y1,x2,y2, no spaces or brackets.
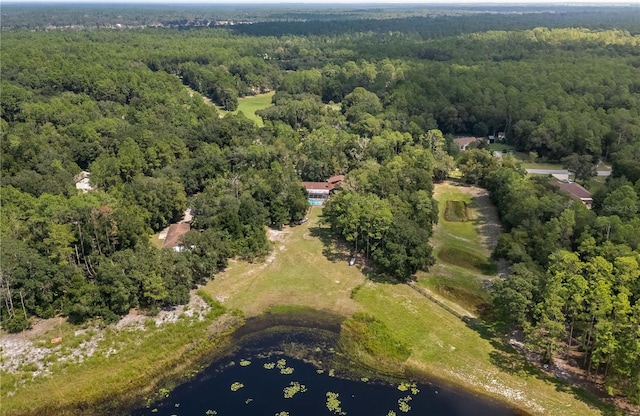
416,183,499,314
353,283,608,415
202,202,611,415
202,206,365,317
216,91,275,127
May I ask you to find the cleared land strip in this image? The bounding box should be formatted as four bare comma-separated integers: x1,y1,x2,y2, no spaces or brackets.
526,168,611,176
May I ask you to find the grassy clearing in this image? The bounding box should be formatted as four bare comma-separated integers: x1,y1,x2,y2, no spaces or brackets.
488,143,567,170
149,231,164,249
216,92,275,127
488,143,513,152
352,283,611,415
417,183,497,315
432,184,488,258
520,160,565,170
200,198,612,415
443,200,469,222
201,207,365,317
437,247,497,275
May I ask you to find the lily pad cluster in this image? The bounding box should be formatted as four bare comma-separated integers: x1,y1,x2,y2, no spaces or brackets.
283,381,308,399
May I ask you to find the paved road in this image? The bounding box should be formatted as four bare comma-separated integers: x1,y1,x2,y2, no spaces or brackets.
526,168,611,177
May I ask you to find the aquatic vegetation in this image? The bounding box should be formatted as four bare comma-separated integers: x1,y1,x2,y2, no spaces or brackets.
398,382,411,391
240,359,251,366
326,391,344,414
387,411,397,416
398,395,412,413
264,362,276,369
205,410,217,415
230,382,244,391
280,366,294,375
360,377,369,382
275,412,289,416
273,358,294,374
316,369,324,374
283,381,308,398
328,369,335,377
398,382,419,395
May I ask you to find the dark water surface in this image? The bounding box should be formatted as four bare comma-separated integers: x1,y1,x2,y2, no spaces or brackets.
132,329,516,416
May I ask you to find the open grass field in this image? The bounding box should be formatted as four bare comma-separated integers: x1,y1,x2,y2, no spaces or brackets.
352,283,612,415
201,207,365,317
488,143,613,172
216,91,275,127
199,199,614,415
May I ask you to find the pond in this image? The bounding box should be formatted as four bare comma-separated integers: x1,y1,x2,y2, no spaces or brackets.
132,318,517,416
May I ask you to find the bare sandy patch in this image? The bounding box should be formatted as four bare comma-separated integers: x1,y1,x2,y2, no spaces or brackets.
1,292,211,379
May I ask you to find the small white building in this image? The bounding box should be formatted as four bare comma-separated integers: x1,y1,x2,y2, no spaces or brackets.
75,171,94,193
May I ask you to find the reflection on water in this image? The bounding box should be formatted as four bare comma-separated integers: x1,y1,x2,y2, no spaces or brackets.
132,329,515,416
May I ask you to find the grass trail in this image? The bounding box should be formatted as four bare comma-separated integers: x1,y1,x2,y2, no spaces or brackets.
417,182,499,314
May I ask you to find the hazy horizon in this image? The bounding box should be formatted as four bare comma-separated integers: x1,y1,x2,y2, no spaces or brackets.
5,0,636,4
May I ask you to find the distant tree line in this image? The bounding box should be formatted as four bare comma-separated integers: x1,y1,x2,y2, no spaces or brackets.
1,16,638,371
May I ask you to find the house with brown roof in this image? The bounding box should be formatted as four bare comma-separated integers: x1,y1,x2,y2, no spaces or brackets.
453,137,483,151
162,223,191,251
553,181,593,209
302,175,344,205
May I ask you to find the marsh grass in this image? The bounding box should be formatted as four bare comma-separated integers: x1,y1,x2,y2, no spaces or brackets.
338,312,411,375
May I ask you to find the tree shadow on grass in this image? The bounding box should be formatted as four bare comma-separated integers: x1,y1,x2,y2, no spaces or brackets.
308,224,351,264
462,317,618,416
308,224,401,285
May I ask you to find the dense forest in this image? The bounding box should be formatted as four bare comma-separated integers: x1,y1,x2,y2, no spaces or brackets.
1,4,639,405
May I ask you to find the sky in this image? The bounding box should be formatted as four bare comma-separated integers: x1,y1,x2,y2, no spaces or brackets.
9,0,638,4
